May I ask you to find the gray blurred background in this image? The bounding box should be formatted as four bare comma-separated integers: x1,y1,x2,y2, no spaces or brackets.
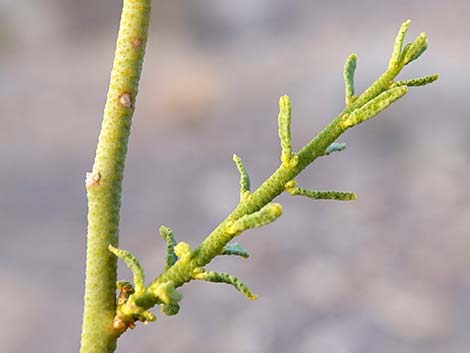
0,1,468,352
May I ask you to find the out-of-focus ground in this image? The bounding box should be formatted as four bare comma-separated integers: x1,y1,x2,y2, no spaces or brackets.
0,1,469,352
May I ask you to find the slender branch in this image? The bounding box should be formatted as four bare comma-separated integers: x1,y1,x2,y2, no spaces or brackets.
393,74,439,87
278,95,295,167
285,180,357,201
108,19,437,338
193,271,257,300
389,19,410,66
233,154,251,199
80,1,152,352
160,226,178,270
221,243,250,258
344,54,358,106
323,142,347,156
108,245,145,292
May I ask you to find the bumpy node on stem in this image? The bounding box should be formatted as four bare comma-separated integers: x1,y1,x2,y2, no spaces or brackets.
151,281,182,305
233,154,251,199
285,180,357,201
114,293,157,331
119,92,133,109
174,241,192,258
344,54,358,106
109,245,145,292
221,243,250,258
85,171,101,189
116,281,135,305
160,225,177,270
114,277,188,329
225,203,283,235
341,86,408,129
324,142,347,156
193,271,257,300
278,95,298,168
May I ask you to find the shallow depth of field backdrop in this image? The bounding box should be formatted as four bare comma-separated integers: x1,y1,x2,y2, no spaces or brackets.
0,1,468,353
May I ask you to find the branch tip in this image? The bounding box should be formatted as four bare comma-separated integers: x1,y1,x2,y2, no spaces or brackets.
278,95,295,167
222,243,250,258
390,19,411,66
233,154,251,197
344,53,358,106
108,245,145,292
393,73,439,88
402,32,428,65
225,203,283,235
193,271,256,300
174,241,191,258
159,225,177,269
324,142,347,156
287,184,356,201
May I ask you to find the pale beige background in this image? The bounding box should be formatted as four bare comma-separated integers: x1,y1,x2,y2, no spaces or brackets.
0,1,468,353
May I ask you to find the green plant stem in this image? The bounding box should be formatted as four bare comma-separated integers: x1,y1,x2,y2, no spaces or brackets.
151,65,394,288
113,113,347,326
89,18,437,339
150,111,346,288
115,19,437,326
80,1,152,353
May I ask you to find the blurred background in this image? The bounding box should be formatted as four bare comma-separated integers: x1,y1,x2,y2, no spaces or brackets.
0,1,468,352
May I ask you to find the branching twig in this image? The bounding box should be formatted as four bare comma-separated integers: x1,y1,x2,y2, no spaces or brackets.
106,19,438,337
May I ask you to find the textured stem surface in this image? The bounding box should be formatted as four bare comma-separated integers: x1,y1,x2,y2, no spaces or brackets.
148,111,347,290
139,20,436,310
102,19,437,336
80,1,152,352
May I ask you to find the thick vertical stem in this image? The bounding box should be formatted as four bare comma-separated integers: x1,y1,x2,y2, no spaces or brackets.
80,1,152,353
